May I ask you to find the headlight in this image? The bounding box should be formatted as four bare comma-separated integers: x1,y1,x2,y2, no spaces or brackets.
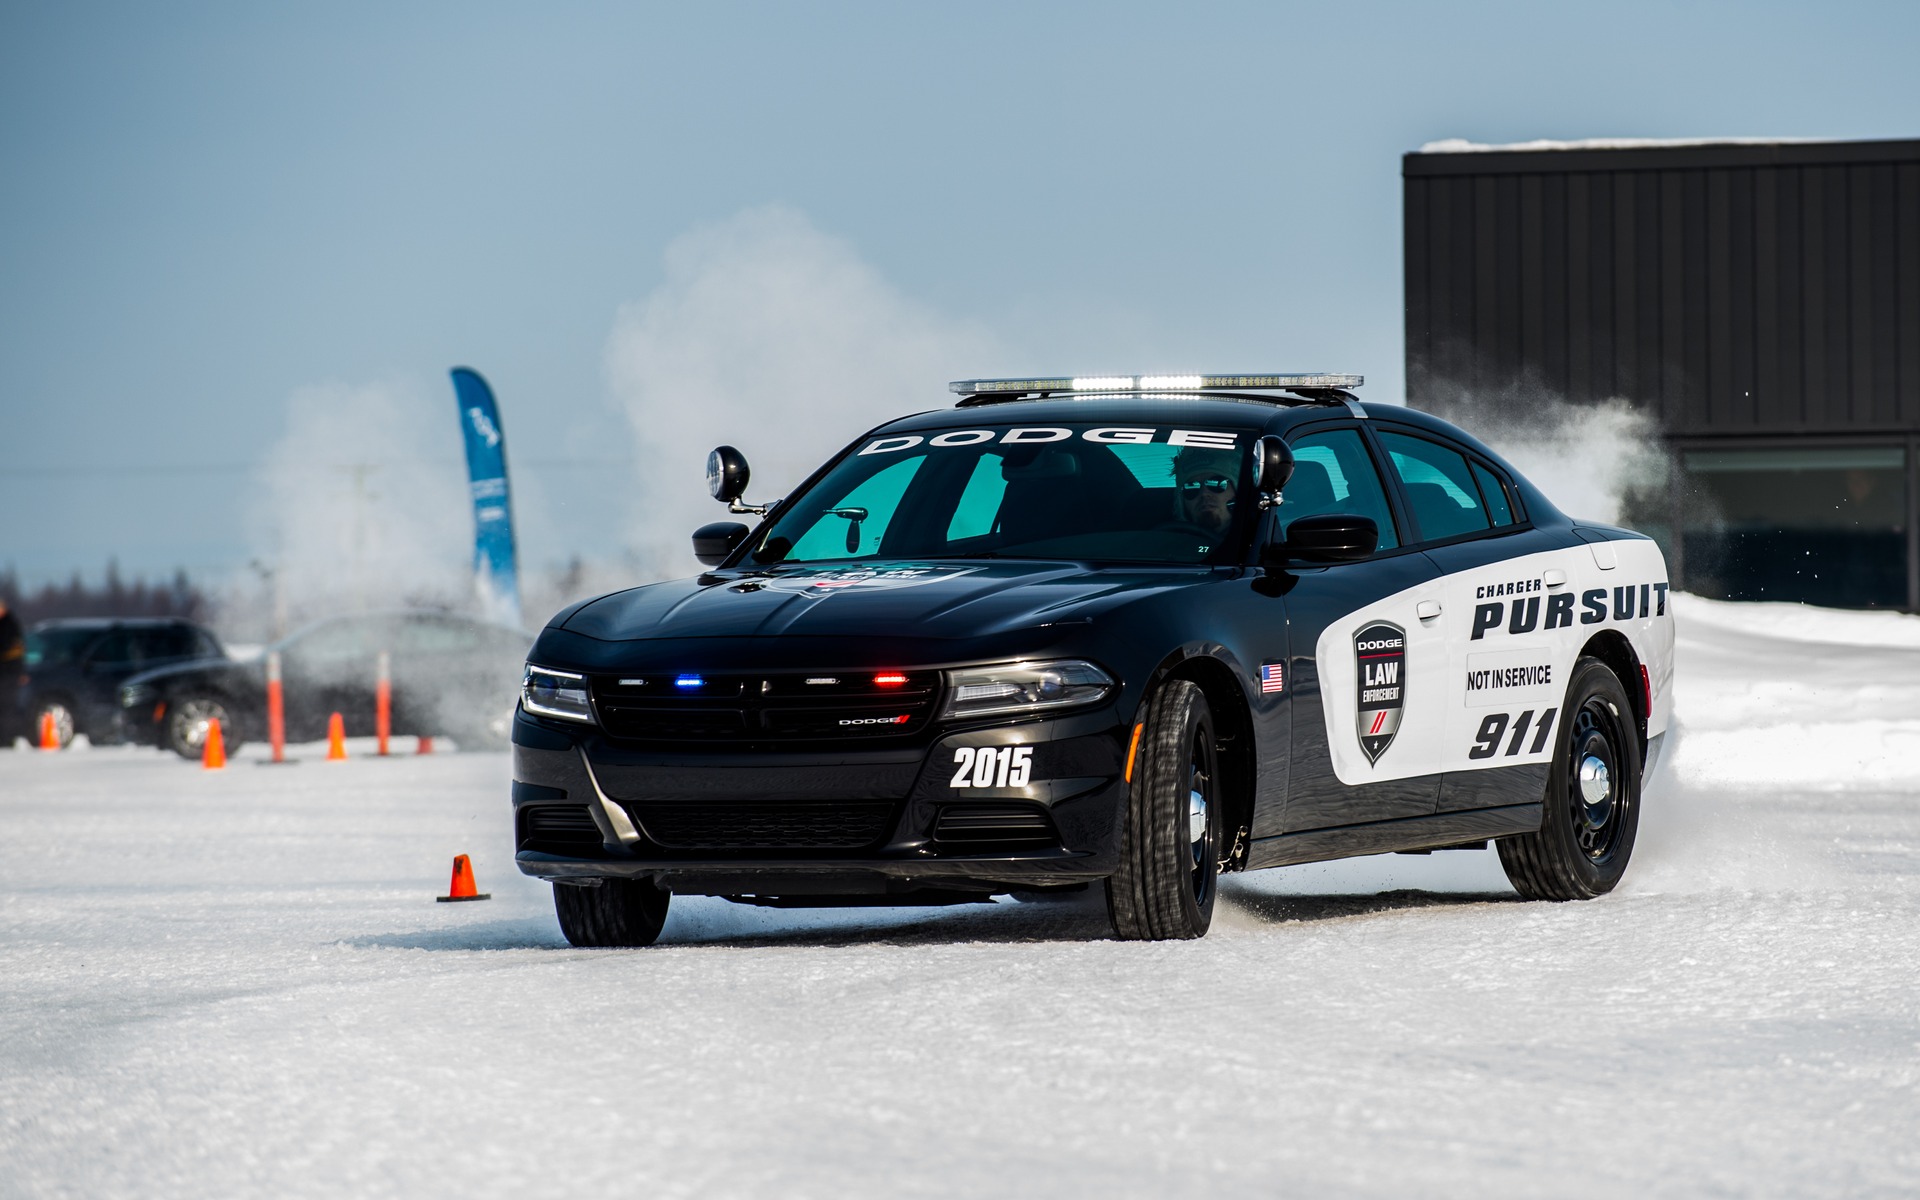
940,659,1115,720
121,684,154,709
522,664,594,724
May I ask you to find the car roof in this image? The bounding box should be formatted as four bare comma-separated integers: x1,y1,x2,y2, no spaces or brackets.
874,393,1506,458
31,617,200,631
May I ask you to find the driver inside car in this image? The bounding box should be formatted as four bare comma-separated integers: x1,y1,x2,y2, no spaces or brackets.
1172,447,1240,538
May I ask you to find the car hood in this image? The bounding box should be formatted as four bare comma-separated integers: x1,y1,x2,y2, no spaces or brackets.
122,656,255,690
560,560,1200,643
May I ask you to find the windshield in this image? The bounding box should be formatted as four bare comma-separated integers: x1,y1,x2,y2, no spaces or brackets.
750,421,1259,566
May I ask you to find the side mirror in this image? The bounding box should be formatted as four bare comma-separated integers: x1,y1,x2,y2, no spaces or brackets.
706,446,750,504
1254,436,1294,505
1278,513,1378,564
692,521,751,567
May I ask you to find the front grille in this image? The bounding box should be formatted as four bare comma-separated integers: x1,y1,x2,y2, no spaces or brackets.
934,803,1060,851
594,670,941,749
625,800,897,850
518,804,605,854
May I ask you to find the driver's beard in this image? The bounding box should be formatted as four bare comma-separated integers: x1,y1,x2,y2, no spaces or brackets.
1186,495,1232,530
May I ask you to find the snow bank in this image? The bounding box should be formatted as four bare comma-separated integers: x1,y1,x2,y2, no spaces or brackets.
1673,592,1920,649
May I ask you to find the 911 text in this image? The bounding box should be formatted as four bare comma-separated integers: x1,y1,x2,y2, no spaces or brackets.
1467,708,1559,760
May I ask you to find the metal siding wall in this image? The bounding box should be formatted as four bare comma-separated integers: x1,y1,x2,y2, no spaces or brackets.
1802,168,1828,421
1871,165,1900,426
1770,168,1804,428
1521,175,1545,375
1682,170,1711,431
1542,174,1569,396
1754,168,1781,426
1402,141,1920,438
1404,177,1430,400
1659,175,1686,429
1901,164,1920,429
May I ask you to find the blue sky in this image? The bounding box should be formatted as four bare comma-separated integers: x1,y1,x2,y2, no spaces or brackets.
3,0,1915,587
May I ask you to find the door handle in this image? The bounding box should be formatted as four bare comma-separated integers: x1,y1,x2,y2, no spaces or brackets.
1544,569,1568,588
1416,600,1443,621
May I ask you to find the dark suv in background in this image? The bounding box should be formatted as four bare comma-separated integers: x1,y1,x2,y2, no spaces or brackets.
122,611,533,758
26,618,226,748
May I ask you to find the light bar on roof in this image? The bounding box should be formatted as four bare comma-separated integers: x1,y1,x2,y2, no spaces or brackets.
948,373,1364,395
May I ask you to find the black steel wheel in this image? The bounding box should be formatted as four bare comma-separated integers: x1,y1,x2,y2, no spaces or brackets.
1106,679,1224,940
1498,657,1642,900
553,878,671,947
166,693,241,761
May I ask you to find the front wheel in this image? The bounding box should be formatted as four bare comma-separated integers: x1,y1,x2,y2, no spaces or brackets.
1106,679,1224,940
166,693,241,760
1497,657,1642,900
553,879,671,947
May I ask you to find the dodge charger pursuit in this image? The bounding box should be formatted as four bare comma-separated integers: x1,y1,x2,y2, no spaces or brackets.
511,374,1673,945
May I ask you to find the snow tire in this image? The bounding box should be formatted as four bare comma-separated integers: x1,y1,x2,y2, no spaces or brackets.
553,878,671,947
1498,656,1642,901
1106,679,1222,940
167,692,241,761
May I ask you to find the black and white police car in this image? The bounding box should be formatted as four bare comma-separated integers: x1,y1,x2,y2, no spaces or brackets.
513,374,1673,945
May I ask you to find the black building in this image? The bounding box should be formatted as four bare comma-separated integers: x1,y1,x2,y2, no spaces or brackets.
1403,138,1920,611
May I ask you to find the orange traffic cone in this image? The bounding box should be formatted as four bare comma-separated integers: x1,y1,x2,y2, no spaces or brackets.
436,854,490,902
202,717,226,770
38,710,60,751
416,735,434,755
326,712,348,761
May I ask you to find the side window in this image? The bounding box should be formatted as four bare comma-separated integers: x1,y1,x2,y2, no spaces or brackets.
1380,432,1492,543
786,455,926,559
86,631,138,669
946,454,1007,541
140,629,195,660
1472,461,1516,527
1280,429,1399,551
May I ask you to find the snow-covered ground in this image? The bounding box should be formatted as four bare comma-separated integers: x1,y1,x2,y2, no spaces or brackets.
3,597,1917,1198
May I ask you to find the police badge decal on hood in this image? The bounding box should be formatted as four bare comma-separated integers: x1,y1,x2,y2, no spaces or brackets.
1354,621,1405,765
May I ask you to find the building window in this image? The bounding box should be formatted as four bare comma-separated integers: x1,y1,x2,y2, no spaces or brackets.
1679,446,1908,609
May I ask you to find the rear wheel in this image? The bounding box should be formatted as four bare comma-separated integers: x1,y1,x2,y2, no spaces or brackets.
553,879,671,947
1498,657,1642,900
1106,679,1223,940
166,693,241,760
34,697,77,749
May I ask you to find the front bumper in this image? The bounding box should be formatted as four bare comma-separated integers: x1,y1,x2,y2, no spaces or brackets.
510,706,1128,896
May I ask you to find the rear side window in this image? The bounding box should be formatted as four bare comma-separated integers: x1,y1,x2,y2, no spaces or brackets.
86,631,139,668
1380,432,1492,543
1280,429,1399,551
1472,461,1516,527
140,629,196,660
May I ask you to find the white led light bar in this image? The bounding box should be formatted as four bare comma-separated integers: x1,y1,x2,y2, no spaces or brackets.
949,373,1364,395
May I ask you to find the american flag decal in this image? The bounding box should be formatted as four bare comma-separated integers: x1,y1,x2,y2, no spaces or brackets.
1259,661,1285,694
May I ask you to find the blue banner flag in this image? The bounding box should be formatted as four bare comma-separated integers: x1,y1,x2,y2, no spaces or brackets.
449,367,522,627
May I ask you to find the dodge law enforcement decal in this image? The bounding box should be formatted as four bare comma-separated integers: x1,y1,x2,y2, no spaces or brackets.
1354,621,1405,765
